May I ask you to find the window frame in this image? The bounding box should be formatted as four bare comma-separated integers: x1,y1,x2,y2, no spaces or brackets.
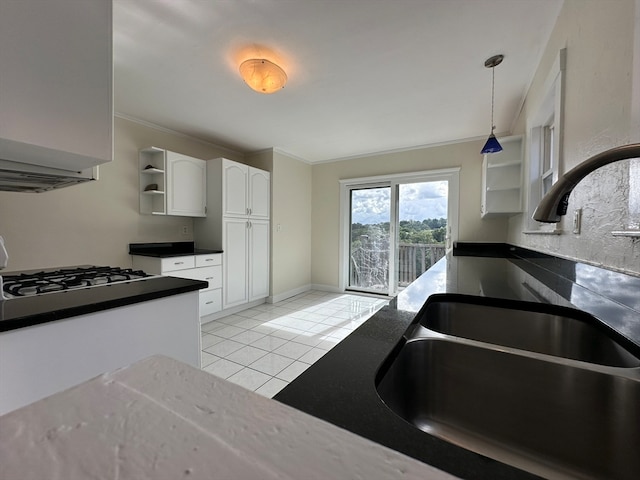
525,48,566,232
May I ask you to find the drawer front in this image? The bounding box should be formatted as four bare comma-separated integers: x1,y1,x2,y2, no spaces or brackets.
161,256,195,272
171,266,222,290
195,254,222,268
200,289,222,316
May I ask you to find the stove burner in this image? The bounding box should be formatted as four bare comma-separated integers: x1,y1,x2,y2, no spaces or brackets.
2,266,152,298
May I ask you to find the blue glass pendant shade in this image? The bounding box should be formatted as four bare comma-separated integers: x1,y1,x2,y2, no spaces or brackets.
481,133,503,154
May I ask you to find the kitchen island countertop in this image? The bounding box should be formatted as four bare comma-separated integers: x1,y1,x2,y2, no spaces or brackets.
0,276,206,332
0,355,456,480
275,243,640,480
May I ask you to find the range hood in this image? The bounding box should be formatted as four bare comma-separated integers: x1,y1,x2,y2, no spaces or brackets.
0,139,99,193
0,159,97,193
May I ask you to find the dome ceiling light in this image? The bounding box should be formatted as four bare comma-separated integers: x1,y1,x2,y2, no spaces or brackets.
239,58,287,94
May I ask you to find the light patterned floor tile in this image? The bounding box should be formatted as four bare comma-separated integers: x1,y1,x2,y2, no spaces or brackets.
214,325,247,339
227,368,271,391
255,378,289,398
203,358,244,379
231,329,266,345
273,341,313,360
204,338,244,357
298,347,328,364
249,352,294,376
276,361,311,382
201,333,225,349
225,345,269,366
250,335,288,351
201,351,219,368
199,290,387,392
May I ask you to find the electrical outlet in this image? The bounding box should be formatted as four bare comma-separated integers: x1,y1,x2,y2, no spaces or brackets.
181,225,189,236
572,209,582,234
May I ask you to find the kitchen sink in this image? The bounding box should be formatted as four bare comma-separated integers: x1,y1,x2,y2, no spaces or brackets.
418,295,640,367
376,338,640,480
375,295,640,479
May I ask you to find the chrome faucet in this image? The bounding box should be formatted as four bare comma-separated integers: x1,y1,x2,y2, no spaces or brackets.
533,143,640,223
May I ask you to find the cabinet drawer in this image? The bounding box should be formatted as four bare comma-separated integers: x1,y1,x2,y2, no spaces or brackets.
195,254,222,267
200,289,222,316
161,256,195,272
171,266,222,290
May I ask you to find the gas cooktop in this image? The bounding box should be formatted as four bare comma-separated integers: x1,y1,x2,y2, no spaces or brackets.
1,266,152,299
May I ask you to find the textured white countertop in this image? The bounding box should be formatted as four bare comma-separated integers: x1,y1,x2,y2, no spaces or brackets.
0,355,456,480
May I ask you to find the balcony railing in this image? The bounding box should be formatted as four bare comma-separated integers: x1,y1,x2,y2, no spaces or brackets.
350,243,446,290
397,243,446,286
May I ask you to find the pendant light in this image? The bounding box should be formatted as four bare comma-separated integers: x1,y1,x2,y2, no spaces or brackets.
480,54,504,154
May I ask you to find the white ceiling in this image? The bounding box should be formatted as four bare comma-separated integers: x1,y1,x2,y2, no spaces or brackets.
113,0,563,163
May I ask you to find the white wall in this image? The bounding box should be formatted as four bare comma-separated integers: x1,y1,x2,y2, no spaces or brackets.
0,116,241,272
507,0,640,275
311,139,509,289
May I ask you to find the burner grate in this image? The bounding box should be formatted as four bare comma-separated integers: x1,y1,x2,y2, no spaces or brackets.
2,266,152,298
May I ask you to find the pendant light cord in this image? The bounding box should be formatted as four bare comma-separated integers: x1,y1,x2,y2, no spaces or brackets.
490,66,495,133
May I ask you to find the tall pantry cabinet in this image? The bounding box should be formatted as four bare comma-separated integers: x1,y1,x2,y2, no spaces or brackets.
194,159,270,310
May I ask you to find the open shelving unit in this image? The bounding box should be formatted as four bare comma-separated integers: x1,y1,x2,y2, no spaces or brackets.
481,136,523,218
139,147,167,215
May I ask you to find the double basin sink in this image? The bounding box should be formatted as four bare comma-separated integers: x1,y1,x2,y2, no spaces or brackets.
375,294,640,480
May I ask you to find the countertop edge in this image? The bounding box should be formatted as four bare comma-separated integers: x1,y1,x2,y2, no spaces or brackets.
0,277,206,332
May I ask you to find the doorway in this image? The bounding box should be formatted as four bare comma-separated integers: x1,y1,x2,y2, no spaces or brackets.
341,168,459,296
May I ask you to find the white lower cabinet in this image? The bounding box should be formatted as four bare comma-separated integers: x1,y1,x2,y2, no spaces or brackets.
223,218,249,308
249,220,270,301
132,253,222,317
222,218,269,309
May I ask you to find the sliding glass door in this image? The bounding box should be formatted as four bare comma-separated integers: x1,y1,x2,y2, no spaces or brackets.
396,181,448,289
348,186,392,294
342,169,458,296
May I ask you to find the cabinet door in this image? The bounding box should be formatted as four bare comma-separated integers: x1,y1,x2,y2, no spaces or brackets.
223,160,249,217
223,218,248,309
166,152,206,217
248,168,270,219
0,0,112,171
249,220,270,301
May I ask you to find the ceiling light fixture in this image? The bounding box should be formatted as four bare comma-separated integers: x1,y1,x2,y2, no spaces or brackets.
239,58,287,94
480,54,504,154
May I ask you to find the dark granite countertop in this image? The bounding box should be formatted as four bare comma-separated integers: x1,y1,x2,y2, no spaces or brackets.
129,241,222,258
0,276,207,332
275,243,640,480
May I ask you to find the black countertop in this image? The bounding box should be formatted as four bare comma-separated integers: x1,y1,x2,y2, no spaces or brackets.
275,243,640,480
129,241,222,258
0,276,207,332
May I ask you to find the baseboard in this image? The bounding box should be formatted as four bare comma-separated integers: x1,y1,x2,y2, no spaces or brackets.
268,284,312,304
310,284,343,294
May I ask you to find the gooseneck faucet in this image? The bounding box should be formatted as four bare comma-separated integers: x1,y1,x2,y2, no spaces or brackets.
533,143,640,223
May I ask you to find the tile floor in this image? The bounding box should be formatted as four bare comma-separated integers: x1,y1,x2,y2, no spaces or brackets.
200,290,388,398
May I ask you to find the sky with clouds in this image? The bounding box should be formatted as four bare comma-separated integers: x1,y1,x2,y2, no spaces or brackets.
351,181,448,224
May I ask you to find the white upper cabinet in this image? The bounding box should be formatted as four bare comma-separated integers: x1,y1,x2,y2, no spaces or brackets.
0,0,113,171
166,152,206,217
139,148,206,217
248,168,271,219
222,160,270,218
223,161,249,217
